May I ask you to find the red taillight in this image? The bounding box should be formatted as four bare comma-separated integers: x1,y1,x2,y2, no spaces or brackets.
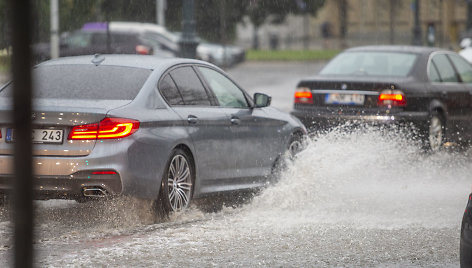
68,117,140,140
91,171,118,175
294,88,313,104
136,45,152,55
378,90,406,107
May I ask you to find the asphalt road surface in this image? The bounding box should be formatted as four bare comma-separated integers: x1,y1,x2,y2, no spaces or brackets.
0,61,470,267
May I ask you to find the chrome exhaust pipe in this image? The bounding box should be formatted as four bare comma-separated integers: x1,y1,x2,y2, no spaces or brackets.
82,187,108,198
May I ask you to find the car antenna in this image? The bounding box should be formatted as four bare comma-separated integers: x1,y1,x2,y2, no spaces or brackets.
91,54,105,66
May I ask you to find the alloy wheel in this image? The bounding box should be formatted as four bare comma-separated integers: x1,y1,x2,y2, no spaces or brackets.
288,139,303,159
428,115,443,152
167,154,192,212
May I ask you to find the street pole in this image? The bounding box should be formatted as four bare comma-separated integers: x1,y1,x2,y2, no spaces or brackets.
412,0,422,45
219,0,227,65
8,0,34,267
50,0,59,58
179,0,199,58
157,0,166,27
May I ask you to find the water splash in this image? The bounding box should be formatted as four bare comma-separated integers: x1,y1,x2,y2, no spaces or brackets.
242,125,472,230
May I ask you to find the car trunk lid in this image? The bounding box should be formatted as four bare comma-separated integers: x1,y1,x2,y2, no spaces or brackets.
0,98,131,156
295,78,403,113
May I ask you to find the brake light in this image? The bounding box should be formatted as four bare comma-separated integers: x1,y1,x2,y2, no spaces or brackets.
68,117,140,140
378,90,406,107
294,88,313,104
91,171,117,175
136,45,152,55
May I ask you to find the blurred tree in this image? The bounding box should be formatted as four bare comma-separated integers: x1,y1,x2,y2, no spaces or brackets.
166,0,248,43
246,0,325,49
11,0,325,47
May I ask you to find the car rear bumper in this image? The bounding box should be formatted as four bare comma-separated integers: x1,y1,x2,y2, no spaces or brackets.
0,138,166,201
291,109,429,131
0,171,122,200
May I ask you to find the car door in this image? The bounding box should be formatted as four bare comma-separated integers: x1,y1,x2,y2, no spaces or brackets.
159,66,234,192
447,53,472,140
429,53,471,140
196,66,286,180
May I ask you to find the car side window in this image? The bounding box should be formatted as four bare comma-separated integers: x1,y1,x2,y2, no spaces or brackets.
91,33,107,45
63,31,92,48
169,67,212,106
448,54,472,83
428,62,441,83
431,54,459,82
159,74,184,105
198,67,249,108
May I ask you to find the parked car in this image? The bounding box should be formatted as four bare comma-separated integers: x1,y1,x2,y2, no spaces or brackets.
0,54,306,214
461,193,472,267
110,21,246,67
32,23,172,63
291,45,472,151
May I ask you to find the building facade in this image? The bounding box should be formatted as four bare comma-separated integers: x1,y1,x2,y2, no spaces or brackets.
236,0,469,50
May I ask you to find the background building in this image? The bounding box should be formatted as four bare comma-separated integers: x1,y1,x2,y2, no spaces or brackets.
236,0,469,50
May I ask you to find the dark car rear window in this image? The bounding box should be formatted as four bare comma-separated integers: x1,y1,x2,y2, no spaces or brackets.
320,51,418,77
0,64,151,100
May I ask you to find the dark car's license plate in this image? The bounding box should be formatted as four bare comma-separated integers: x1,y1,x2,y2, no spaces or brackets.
325,93,365,105
6,128,64,144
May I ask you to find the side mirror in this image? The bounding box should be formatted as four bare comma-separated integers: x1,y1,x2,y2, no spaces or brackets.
254,93,271,108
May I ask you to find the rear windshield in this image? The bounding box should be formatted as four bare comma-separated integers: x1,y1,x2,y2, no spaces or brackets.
320,51,418,77
0,64,151,100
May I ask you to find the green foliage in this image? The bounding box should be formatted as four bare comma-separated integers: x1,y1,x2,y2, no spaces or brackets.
247,0,326,27
166,0,248,43
247,49,340,61
164,0,326,43
0,0,327,46
0,54,10,72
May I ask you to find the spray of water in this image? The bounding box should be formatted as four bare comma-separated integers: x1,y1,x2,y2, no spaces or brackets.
241,125,472,230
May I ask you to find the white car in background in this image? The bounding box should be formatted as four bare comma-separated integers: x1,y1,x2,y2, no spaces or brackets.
459,37,472,63
110,21,245,67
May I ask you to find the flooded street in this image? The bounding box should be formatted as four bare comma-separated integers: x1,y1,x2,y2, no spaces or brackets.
0,62,471,267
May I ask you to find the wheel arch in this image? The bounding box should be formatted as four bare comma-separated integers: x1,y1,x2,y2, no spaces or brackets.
428,99,447,120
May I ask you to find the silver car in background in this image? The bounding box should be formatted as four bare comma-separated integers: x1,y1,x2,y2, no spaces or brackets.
110,21,246,67
0,55,305,214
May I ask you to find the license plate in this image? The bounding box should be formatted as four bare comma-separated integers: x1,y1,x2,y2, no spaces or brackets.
325,93,365,105
6,128,64,144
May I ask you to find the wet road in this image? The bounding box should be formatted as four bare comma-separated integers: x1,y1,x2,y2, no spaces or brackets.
0,62,471,267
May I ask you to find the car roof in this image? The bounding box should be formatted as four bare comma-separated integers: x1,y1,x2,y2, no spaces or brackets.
37,54,207,70
345,45,445,55
110,21,167,33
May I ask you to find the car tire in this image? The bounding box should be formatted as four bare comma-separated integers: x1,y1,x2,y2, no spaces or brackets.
156,148,194,216
426,112,445,152
272,134,304,179
288,135,304,160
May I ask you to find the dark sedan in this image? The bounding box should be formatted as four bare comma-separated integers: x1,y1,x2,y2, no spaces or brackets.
291,46,472,151
461,193,472,267
0,55,306,215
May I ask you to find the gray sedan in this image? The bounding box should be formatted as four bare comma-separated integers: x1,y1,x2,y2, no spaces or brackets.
0,55,306,214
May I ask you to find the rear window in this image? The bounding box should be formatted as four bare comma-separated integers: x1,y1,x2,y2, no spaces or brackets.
320,51,418,77
0,64,151,100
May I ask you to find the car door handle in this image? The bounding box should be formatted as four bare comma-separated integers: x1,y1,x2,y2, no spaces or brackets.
441,91,447,98
230,117,241,125
187,115,198,124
